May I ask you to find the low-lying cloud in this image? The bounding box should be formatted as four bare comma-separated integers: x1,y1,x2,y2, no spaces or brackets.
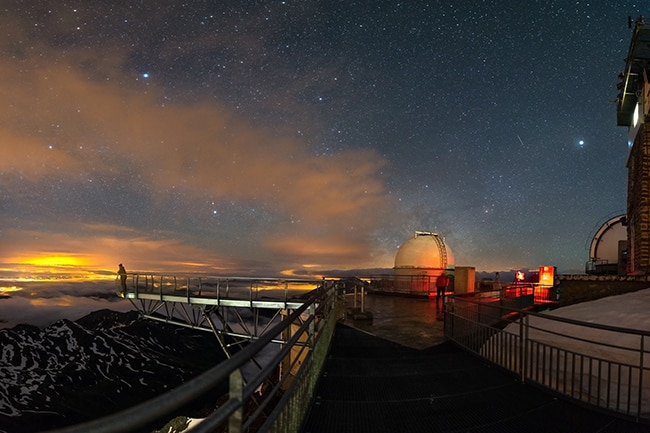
0,47,395,276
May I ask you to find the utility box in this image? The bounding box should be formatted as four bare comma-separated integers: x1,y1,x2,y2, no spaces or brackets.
453,266,475,294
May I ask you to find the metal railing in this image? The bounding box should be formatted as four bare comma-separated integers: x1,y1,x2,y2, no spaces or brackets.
116,274,334,357
366,274,437,296
476,283,559,307
43,281,343,433
119,274,320,308
445,294,650,423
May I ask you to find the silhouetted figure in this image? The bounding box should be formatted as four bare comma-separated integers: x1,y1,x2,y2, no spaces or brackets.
436,273,449,304
118,263,127,293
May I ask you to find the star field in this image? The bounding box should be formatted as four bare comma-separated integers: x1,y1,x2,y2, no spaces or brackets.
0,1,643,278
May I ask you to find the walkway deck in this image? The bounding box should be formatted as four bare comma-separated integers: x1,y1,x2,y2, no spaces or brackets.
300,294,647,433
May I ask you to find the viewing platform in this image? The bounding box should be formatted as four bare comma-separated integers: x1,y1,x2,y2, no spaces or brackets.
116,274,329,357
302,293,648,433
55,275,647,433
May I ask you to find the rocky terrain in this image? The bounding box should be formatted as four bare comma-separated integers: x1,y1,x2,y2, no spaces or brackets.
0,309,225,433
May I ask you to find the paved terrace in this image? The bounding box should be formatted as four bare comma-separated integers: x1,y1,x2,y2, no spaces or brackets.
300,294,647,433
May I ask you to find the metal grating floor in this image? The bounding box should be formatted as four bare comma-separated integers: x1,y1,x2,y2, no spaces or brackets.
300,323,648,433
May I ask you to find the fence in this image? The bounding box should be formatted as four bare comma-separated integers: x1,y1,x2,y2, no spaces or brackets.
366,274,436,296
43,281,342,433
120,274,320,305
445,294,650,423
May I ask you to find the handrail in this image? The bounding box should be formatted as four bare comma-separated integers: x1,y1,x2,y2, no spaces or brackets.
42,282,341,433
533,308,650,337
445,294,650,423
117,273,322,307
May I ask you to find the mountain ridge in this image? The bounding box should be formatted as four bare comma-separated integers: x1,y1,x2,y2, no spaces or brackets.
0,309,225,433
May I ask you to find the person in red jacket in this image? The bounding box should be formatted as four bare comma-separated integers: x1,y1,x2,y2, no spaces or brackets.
436,273,449,304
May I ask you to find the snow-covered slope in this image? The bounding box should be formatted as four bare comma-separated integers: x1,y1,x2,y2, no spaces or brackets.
482,289,650,415
0,310,225,433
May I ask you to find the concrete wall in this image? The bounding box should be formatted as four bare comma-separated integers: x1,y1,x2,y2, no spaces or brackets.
558,275,649,306
453,266,475,294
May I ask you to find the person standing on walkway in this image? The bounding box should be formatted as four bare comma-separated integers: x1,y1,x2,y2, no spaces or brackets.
118,263,127,294
436,273,449,304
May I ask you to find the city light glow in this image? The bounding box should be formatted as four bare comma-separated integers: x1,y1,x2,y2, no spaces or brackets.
1,253,117,282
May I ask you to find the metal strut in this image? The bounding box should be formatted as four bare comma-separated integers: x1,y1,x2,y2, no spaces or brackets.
432,233,448,268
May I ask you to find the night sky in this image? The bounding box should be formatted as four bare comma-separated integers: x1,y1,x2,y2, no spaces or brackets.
0,1,644,279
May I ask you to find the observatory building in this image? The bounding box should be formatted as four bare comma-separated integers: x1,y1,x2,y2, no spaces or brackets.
370,231,475,296
387,231,462,295
617,17,650,275
586,215,627,275
394,231,454,279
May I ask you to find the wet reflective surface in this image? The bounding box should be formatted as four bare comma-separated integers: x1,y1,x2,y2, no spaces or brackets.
342,293,446,349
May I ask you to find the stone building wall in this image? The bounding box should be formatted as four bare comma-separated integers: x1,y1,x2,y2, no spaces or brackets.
627,123,650,274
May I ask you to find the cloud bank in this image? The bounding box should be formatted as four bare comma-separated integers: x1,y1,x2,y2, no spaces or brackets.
0,45,394,276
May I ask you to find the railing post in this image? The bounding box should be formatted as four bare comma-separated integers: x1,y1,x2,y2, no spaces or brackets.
361,285,366,313
637,335,645,422
229,369,244,433
520,314,528,383
309,303,316,348
444,295,453,338
284,280,289,304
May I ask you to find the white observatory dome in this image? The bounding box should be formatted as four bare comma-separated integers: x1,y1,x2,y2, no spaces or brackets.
588,214,626,275
394,231,454,270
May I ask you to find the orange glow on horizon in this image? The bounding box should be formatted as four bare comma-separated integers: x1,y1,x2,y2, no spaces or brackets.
2,251,131,282
20,255,91,268
280,268,326,280
2,251,337,284
30,297,76,307
0,285,23,293
3,253,116,282
1,272,116,283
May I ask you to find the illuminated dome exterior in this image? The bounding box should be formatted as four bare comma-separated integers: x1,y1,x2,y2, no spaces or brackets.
587,214,627,275
394,231,454,276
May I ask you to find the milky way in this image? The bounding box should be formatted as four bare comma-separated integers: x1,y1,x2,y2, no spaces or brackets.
0,1,643,278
